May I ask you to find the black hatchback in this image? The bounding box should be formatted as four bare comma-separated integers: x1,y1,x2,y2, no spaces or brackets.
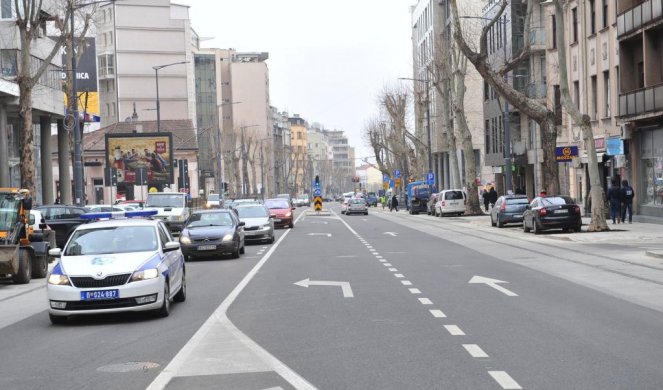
490,195,529,228
522,195,582,234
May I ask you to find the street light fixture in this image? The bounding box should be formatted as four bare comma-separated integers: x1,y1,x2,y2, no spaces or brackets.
70,0,116,206
398,77,433,176
153,61,188,133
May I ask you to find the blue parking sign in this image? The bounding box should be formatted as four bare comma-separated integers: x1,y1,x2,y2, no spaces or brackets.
394,169,401,179
426,172,435,185
383,174,389,182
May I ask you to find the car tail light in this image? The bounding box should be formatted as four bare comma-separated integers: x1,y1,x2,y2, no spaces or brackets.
500,202,506,212
441,201,446,207
573,205,580,214
538,208,548,217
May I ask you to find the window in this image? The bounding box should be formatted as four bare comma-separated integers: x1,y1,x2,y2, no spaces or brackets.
602,0,608,29
572,8,578,43
484,81,489,101
589,0,596,35
591,75,597,120
1,0,13,19
638,62,644,89
551,15,557,49
485,120,490,154
603,70,610,117
573,81,580,110
98,54,115,77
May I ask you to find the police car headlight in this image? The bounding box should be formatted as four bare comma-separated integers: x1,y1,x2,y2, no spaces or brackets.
131,268,159,281
285,212,292,217
262,224,271,229
222,233,233,242
48,274,71,286
179,236,191,245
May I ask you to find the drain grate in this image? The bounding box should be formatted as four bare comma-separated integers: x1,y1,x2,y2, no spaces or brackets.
97,361,160,373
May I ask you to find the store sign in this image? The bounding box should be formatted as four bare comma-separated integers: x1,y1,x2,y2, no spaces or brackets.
606,138,624,155
594,137,605,151
555,146,578,162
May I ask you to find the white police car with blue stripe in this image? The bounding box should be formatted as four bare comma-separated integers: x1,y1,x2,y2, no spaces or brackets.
46,210,186,324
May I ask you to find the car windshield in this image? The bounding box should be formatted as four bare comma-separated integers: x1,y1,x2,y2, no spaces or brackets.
207,194,219,201
444,191,464,200
146,194,184,208
507,198,530,205
264,200,290,209
64,226,157,255
237,206,268,218
187,212,233,228
351,199,365,204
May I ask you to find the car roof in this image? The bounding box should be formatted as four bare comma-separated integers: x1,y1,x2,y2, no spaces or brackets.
192,209,233,215
235,203,265,208
75,218,160,231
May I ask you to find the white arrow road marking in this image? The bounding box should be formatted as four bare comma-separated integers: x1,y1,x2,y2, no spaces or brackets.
307,233,332,237
469,276,518,297
383,232,397,236
293,278,354,298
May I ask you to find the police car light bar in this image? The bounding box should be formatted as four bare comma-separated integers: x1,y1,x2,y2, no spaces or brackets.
81,209,158,220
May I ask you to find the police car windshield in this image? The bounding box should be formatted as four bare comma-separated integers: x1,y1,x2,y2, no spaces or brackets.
64,226,158,255
146,194,184,208
187,212,233,228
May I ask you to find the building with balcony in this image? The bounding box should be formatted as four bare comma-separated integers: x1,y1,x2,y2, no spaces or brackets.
324,129,355,194
289,114,308,195
308,124,333,195
271,107,291,196
617,0,663,218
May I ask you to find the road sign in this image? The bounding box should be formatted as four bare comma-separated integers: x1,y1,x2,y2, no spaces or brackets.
426,172,435,185
394,169,401,179
313,188,321,197
395,178,401,187
389,179,394,188
314,195,323,211
383,182,388,190
383,174,389,182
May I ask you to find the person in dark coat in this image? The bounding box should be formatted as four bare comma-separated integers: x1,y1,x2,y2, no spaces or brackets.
390,194,399,212
607,179,622,224
482,188,490,212
620,179,635,223
488,187,498,209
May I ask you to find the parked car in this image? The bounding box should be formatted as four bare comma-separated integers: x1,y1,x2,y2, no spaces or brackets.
366,192,378,207
116,200,144,209
427,192,439,215
346,198,368,215
263,198,295,228
522,195,582,234
179,209,245,260
46,213,186,324
434,190,466,217
490,195,530,228
86,204,127,213
34,205,90,248
235,204,275,244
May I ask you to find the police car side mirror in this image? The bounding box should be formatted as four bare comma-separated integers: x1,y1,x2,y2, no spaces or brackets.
164,241,180,252
49,248,61,258
238,221,245,227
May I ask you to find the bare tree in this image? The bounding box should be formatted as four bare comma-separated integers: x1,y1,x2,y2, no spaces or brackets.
15,0,72,194
380,84,413,189
553,0,608,231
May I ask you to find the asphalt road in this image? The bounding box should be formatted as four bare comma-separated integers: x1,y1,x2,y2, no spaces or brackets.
2,204,663,390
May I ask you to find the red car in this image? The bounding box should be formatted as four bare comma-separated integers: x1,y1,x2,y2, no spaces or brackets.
264,198,295,228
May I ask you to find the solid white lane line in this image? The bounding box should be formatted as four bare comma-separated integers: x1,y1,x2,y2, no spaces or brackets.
418,298,433,305
429,309,446,318
488,371,522,389
401,281,413,286
444,325,465,335
388,268,398,272
408,288,421,294
463,344,489,358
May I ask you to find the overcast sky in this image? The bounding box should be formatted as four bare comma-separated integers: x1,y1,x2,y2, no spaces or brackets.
176,0,414,165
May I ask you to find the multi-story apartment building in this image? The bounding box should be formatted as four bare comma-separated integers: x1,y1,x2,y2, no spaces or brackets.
617,0,663,219
0,1,64,204
96,0,197,127
289,115,308,195
413,0,490,191
271,107,292,196
308,125,333,195
324,129,355,194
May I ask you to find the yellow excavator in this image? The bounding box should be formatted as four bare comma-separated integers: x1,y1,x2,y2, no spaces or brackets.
0,188,50,284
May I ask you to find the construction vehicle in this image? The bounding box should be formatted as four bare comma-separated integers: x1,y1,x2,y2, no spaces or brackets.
0,188,50,284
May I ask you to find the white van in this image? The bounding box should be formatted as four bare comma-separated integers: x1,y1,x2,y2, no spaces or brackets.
434,189,467,217
145,192,190,233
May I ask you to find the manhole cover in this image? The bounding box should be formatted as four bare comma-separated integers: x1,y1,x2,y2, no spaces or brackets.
97,361,160,373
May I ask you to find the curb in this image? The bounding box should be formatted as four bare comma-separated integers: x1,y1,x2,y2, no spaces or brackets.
645,250,663,260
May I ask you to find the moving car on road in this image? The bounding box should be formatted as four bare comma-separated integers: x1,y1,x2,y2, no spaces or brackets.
490,195,530,228
235,204,275,244
366,192,379,207
205,193,221,209
264,198,295,228
522,195,582,234
46,210,186,324
179,210,245,260
346,198,368,215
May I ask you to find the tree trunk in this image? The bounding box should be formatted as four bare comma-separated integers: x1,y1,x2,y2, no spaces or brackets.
18,83,35,194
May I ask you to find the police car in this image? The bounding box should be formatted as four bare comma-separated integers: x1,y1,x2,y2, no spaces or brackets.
46,210,186,324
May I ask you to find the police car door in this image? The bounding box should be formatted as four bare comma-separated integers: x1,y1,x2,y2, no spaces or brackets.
157,222,183,297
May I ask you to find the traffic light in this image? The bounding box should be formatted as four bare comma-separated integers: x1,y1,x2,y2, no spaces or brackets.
222,182,228,192
315,175,320,186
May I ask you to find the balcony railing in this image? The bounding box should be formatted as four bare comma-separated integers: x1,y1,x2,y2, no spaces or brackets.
528,28,546,50
526,83,547,99
618,0,663,37
618,83,663,117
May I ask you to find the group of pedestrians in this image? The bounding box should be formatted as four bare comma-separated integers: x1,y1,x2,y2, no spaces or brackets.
607,179,635,224
378,194,400,212
482,187,498,212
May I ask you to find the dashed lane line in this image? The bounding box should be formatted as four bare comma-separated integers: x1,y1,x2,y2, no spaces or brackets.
418,298,433,305
394,274,404,278
488,371,523,389
388,268,398,272
408,288,422,294
463,344,489,358
383,263,393,266
429,309,446,318
401,281,413,286
444,325,465,336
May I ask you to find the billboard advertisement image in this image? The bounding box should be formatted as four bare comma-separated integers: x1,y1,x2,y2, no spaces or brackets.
105,133,174,186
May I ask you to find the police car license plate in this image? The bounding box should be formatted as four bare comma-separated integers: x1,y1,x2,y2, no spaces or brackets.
198,245,216,251
81,290,118,301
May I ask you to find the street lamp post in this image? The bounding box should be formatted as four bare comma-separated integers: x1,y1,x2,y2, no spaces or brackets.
153,61,188,133
399,77,433,175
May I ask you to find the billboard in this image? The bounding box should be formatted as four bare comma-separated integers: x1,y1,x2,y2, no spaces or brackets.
105,133,174,186
59,37,99,121
555,146,578,162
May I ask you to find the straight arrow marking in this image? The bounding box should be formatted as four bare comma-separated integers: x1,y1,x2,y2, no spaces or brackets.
469,276,518,297
293,278,354,298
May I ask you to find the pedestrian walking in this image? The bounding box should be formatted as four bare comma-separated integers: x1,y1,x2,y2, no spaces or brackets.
607,179,622,224
482,188,490,212
488,187,498,209
390,194,399,212
620,179,635,224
